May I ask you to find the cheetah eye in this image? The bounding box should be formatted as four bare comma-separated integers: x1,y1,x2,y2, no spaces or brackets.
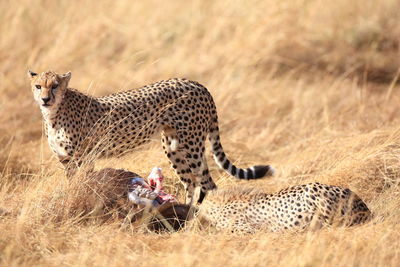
35,85,41,90
51,84,58,90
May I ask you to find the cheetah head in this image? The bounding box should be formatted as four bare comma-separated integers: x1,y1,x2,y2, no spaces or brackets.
28,70,71,108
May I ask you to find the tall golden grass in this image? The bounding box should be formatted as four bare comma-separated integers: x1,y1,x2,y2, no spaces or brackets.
1,0,400,266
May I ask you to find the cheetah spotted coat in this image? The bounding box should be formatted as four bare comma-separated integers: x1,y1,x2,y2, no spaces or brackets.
29,71,274,204
198,182,371,233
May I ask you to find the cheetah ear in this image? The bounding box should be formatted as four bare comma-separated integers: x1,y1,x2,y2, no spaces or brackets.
27,70,37,79
60,71,72,83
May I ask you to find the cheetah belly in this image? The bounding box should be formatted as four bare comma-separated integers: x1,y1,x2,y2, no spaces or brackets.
47,126,69,158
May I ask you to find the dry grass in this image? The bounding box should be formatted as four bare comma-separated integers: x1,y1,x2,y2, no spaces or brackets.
1,0,400,266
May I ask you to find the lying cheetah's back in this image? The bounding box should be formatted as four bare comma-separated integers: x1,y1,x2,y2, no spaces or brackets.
199,182,371,233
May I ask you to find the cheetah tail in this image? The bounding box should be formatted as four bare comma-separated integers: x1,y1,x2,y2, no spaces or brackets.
208,130,275,180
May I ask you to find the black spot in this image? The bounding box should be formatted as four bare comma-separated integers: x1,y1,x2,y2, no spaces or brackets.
253,165,272,178
223,160,229,169
246,169,254,179
231,165,237,176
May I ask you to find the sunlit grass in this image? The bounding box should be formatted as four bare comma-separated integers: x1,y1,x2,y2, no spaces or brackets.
0,0,399,266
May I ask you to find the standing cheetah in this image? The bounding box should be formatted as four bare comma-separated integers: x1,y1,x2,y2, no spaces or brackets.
28,70,274,204
196,182,371,233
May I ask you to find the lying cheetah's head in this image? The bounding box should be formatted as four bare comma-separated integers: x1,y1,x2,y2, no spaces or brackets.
28,70,71,108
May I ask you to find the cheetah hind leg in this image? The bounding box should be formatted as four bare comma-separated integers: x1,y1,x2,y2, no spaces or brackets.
175,132,217,204
161,127,197,205
185,152,217,204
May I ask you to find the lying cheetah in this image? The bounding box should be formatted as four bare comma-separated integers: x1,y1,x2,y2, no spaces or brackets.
28,70,274,204
82,169,371,233
196,182,371,233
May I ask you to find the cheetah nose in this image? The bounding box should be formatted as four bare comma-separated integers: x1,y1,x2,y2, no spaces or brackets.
42,97,51,104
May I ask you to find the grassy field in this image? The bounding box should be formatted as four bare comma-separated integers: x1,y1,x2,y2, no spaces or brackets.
1,0,400,266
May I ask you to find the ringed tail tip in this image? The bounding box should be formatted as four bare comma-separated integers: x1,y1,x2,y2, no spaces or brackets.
253,165,275,178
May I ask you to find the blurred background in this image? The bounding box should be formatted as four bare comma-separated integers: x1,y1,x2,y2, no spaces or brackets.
1,0,399,174
0,0,399,266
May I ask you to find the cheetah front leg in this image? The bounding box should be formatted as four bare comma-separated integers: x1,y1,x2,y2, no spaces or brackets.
59,156,94,178
161,127,197,205
59,157,78,178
